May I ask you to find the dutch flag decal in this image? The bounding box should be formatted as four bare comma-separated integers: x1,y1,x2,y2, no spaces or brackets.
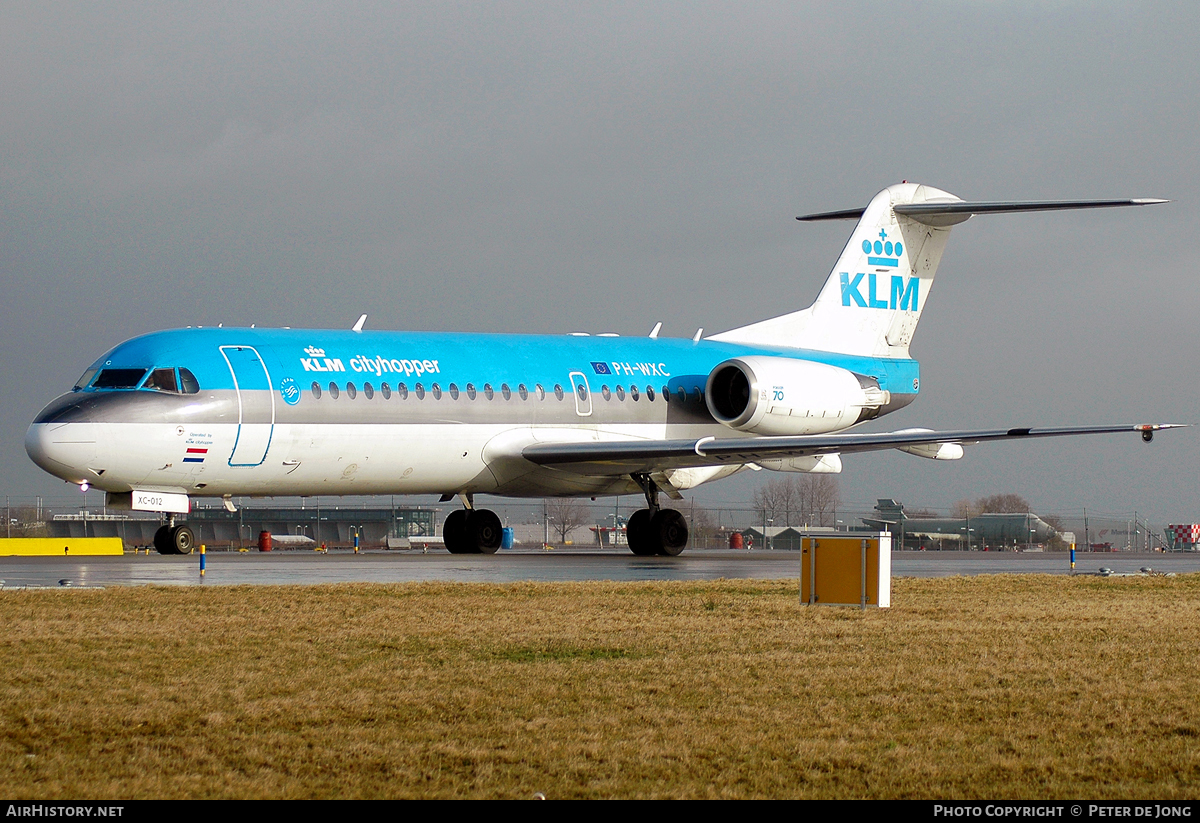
183,448,208,464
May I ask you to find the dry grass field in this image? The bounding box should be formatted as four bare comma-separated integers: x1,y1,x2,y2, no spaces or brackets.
2,575,1198,799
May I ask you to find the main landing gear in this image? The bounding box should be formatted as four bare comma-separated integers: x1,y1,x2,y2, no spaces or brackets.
443,496,503,554
626,473,689,557
153,522,195,555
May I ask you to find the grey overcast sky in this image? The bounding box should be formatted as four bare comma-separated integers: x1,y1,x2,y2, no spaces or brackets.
3,2,1197,520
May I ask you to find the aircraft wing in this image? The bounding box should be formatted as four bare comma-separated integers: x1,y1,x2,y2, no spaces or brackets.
521,424,1182,475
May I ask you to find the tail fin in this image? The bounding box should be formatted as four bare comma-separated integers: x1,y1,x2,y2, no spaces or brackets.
708,183,1165,358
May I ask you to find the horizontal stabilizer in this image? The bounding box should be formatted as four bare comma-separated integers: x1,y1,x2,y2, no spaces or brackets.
799,197,1167,227
794,207,868,222
893,198,1168,227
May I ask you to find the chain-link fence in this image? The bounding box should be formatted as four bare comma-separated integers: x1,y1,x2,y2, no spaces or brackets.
0,494,1188,552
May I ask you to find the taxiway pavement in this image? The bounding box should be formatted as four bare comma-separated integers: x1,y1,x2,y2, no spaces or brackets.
2,549,1198,588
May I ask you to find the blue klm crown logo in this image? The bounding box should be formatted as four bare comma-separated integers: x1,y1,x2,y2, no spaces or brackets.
861,229,902,268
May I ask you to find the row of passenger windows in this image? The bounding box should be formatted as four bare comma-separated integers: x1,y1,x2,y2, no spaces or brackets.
310,380,705,404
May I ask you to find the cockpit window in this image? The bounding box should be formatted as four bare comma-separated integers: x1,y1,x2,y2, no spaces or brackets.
143,368,178,393
179,368,200,394
139,367,201,394
73,369,98,391
92,369,147,389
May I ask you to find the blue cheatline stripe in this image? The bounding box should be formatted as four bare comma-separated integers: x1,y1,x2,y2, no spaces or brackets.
866,257,898,267
84,326,921,395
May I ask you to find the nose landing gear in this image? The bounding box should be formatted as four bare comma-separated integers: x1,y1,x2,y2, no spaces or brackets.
153,523,195,555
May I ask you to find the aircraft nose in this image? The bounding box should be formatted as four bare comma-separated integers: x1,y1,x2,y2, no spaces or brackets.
25,421,99,483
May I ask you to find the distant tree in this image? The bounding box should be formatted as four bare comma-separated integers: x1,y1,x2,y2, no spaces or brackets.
6,505,48,537
545,498,589,544
976,493,1031,513
798,475,840,526
687,503,721,548
752,475,840,527
752,477,799,526
952,499,980,518
1037,513,1066,551
1045,533,1069,552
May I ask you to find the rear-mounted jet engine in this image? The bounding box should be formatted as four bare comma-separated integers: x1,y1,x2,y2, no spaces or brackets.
705,356,889,436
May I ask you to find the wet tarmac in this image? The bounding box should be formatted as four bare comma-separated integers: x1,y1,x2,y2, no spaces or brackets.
2,548,1199,588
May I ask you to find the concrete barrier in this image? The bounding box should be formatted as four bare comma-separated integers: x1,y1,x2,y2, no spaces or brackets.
0,538,124,556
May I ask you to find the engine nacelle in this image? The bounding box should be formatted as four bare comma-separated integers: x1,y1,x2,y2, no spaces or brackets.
705,356,890,436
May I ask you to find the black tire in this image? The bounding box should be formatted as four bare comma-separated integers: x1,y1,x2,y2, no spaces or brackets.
652,509,688,556
444,509,470,554
467,509,503,554
153,525,172,555
626,509,657,556
171,525,195,555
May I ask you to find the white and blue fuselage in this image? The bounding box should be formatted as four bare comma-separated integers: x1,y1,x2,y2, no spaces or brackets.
27,327,918,500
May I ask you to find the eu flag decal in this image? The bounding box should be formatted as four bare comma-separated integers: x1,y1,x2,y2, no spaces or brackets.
591,362,611,375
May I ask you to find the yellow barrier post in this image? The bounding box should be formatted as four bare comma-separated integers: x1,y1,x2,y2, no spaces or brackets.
0,538,124,557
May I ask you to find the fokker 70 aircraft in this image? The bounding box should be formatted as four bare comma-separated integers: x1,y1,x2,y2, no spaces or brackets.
26,183,1174,556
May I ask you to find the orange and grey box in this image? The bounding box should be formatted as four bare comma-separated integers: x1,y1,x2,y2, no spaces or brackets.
800,533,891,608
